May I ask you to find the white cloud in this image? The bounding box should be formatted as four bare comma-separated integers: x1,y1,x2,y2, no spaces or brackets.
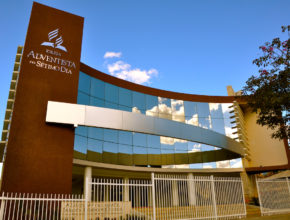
108,61,130,73
116,68,158,84
104,52,122,59
105,53,158,84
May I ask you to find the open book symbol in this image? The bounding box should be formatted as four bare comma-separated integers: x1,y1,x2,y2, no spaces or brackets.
41,29,67,52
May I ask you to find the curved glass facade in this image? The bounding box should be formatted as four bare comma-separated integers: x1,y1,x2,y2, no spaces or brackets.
74,72,242,169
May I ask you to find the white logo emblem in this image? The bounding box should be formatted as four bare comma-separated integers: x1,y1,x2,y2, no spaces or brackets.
41,29,67,52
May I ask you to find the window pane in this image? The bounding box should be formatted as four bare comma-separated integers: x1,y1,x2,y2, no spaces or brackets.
146,95,158,114
203,162,216,169
202,144,215,152
148,147,161,155
90,97,105,108
75,126,88,136
88,127,103,140
185,116,198,126
216,160,231,168
74,135,87,154
211,118,226,134
105,83,118,104
158,97,172,119
189,163,203,169
119,88,132,108
184,101,197,117
209,103,223,119
133,145,147,154
77,92,89,105
79,72,90,94
197,102,210,118
147,135,161,149
174,139,188,151
119,144,133,154
188,142,201,153
133,133,146,147
105,101,119,110
103,141,118,153
88,138,103,153
119,131,133,145
132,92,146,112
90,78,105,99
104,129,118,143
160,136,174,150
119,105,131,112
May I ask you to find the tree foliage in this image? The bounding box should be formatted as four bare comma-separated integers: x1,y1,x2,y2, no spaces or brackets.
243,26,290,140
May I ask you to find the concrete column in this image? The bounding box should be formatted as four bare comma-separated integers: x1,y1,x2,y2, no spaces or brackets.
84,166,92,201
124,177,130,202
188,173,196,206
172,180,179,206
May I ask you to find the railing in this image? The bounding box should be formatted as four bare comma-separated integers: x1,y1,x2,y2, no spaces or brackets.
0,174,247,220
256,177,290,216
0,193,85,220
153,174,246,220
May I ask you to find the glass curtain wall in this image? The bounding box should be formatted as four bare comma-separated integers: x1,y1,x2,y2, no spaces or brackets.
75,72,242,169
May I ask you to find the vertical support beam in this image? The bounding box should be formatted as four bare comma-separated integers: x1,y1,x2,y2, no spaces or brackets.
210,175,218,219
124,177,129,202
151,173,156,220
286,177,290,200
84,166,92,201
187,173,196,206
255,176,263,215
172,179,179,206
84,166,92,220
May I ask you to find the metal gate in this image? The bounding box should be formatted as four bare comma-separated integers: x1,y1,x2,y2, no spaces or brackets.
256,177,290,216
0,174,246,219
88,173,246,220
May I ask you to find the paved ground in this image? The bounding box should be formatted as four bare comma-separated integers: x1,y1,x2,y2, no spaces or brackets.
245,213,290,219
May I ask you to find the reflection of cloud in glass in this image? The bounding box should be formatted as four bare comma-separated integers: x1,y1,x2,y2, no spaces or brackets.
146,106,158,117
186,114,198,126
225,126,238,139
203,164,213,169
230,158,243,168
216,160,231,168
132,107,141,114
160,137,188,145
175,164,189,169
171,100,185,122
222,103,232,119
158,104,172,114
160,136,174,145
188,143,201,152
209,103,220,111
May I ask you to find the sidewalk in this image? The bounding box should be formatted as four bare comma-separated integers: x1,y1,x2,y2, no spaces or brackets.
245,213,290,219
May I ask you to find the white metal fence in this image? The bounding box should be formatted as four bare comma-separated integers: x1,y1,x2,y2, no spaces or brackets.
0,174,246,220
256,177,290,216
0,193,85,220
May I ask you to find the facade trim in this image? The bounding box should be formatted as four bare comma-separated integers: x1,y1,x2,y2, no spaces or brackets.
80,63,241,103
46,101,244,155
73,159,243,173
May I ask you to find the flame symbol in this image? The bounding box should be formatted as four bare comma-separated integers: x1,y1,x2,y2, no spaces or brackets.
41,29,67,52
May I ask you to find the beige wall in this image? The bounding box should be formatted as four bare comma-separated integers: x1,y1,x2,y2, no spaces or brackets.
243,108,288,168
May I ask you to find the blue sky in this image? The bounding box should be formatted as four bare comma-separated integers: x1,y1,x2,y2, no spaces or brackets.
0,0,289,170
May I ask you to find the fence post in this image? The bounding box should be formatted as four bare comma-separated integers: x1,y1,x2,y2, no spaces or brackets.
286,177,290,196
210,175,218,219
151,173,156,220
0,193,5,220
255,176,263,215
85,177,89,220
240,177,247,216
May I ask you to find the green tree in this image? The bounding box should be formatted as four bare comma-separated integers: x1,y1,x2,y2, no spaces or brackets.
243,26,290,140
